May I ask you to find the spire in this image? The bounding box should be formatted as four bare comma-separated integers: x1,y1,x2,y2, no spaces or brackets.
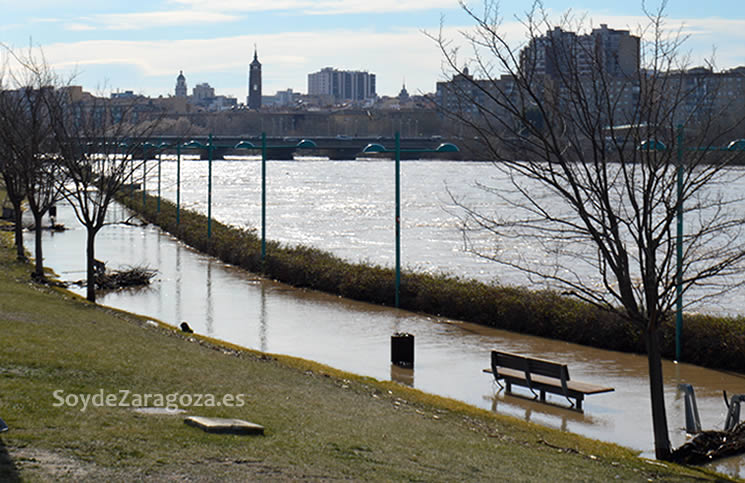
250,45,261,67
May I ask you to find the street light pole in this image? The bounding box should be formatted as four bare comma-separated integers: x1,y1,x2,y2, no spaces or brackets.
176,143,181,226
261,132,267,261
157,144,163,213
394,131,401,308
234,134,316,265
675,125,684,362
207,133,213,239
362,134,459,308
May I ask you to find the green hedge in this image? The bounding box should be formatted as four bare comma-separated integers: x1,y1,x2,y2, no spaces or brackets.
118,192,745,373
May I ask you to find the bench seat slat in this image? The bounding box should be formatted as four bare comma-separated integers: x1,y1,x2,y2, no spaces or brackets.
484,367,614,395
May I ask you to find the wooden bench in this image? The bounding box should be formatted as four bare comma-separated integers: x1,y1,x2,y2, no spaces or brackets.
483,350,614,411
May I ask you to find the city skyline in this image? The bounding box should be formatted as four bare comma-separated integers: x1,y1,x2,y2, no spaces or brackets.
1,1,744,101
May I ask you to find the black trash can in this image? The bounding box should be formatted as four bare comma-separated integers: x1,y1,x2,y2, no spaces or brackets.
391,332,414,368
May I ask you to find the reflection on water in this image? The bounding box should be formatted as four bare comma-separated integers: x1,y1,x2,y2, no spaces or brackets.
487,392,601,433
390,365,414,387
29,201,745,479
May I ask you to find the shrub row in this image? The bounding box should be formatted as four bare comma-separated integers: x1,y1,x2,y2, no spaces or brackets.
118,192,745,373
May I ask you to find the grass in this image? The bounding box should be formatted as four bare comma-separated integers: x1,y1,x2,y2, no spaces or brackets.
0,227,731,480
120,191,745,374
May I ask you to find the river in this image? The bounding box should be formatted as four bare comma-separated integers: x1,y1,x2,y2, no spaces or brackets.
149,156,744,316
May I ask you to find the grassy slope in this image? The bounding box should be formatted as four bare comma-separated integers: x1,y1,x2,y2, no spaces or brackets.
0,231,729,481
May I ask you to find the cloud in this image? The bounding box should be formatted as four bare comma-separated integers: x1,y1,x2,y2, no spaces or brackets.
31,10,745,100
167,0,458,15
64,10,240,31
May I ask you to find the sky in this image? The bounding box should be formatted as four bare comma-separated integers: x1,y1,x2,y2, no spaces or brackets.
1,0,744,102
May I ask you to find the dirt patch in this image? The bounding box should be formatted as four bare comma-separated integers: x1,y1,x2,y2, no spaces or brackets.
8,445,99,481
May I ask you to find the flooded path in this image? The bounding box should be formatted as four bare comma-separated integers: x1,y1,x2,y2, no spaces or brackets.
31,202,745,478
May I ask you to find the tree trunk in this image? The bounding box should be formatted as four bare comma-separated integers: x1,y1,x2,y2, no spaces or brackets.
86,228,96,303
646,327,672,460
12,199,25,261
33,211,44,278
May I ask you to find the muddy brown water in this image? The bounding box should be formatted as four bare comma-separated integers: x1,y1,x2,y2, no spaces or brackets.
29,202,745,478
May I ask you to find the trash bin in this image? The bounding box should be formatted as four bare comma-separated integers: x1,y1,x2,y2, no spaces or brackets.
391,332,414,368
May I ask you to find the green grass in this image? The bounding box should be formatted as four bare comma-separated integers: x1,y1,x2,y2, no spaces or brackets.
0,229,730,480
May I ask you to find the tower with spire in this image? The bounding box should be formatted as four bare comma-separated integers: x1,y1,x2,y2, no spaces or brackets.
175,70,187,98
248,48,262,110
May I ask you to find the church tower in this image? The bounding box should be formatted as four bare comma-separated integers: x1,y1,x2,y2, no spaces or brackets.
248,48,262,110
175,71,187,98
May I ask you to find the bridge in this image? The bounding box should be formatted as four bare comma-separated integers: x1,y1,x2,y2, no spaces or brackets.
143,135,461,161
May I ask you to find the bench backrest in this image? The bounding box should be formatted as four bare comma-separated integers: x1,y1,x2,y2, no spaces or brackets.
492,351,570,391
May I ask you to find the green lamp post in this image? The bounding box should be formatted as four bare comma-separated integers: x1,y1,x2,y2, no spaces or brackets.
184,135,214,238
362,132,459,308
639,130,745,361
234,134,317,263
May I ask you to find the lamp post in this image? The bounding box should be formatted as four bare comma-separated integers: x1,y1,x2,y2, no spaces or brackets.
176,143,181,226
157,142,168,213
141,142,157,208
235,134,317,263
362,132,459,308
640,131,745,362
184,135,214,238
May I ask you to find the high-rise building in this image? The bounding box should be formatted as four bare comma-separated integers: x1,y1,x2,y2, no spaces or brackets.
175,71,187,98
307,67,376,103
248,49,262,110
520,24,639,79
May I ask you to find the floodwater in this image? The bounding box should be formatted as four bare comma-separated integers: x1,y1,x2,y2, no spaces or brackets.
30,200,745,478
151,157,745,316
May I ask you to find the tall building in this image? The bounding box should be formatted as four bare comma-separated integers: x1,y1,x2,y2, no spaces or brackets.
248,49,262,110
175,71,187,98
520,24,639,79
307,67,376,103
517,24,641,124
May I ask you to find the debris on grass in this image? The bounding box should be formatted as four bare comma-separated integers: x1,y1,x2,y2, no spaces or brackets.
670,422,745,464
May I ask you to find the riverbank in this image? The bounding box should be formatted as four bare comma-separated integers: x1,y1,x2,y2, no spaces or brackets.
120,191,745,374
0,224,731,480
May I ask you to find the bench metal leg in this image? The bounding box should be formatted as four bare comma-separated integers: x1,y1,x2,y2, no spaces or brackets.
540,390,546,401
575,396,583,411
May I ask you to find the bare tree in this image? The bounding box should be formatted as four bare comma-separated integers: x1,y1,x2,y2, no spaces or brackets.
46,87,163,302
434,1,745,459
0,48,64,278
0,131,27,261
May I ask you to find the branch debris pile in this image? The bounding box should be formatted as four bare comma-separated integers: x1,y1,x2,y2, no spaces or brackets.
670,422,745,464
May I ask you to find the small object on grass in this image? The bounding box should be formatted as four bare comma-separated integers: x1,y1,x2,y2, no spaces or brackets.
133,407,185,415
0,416,8,433
180,321,194,333
184,416,264,435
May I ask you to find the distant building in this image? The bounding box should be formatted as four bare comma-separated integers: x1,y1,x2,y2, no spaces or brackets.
520,24,639,79
308,67,376,104
248,49,262,110
175,71,187,98
398,82,410,103
263,88,299,108
111,90,136,99
659,66,745,125
193,83,215,103
517,24,641,123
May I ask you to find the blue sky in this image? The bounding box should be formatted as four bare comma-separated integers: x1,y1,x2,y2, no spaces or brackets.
1,1,744,102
